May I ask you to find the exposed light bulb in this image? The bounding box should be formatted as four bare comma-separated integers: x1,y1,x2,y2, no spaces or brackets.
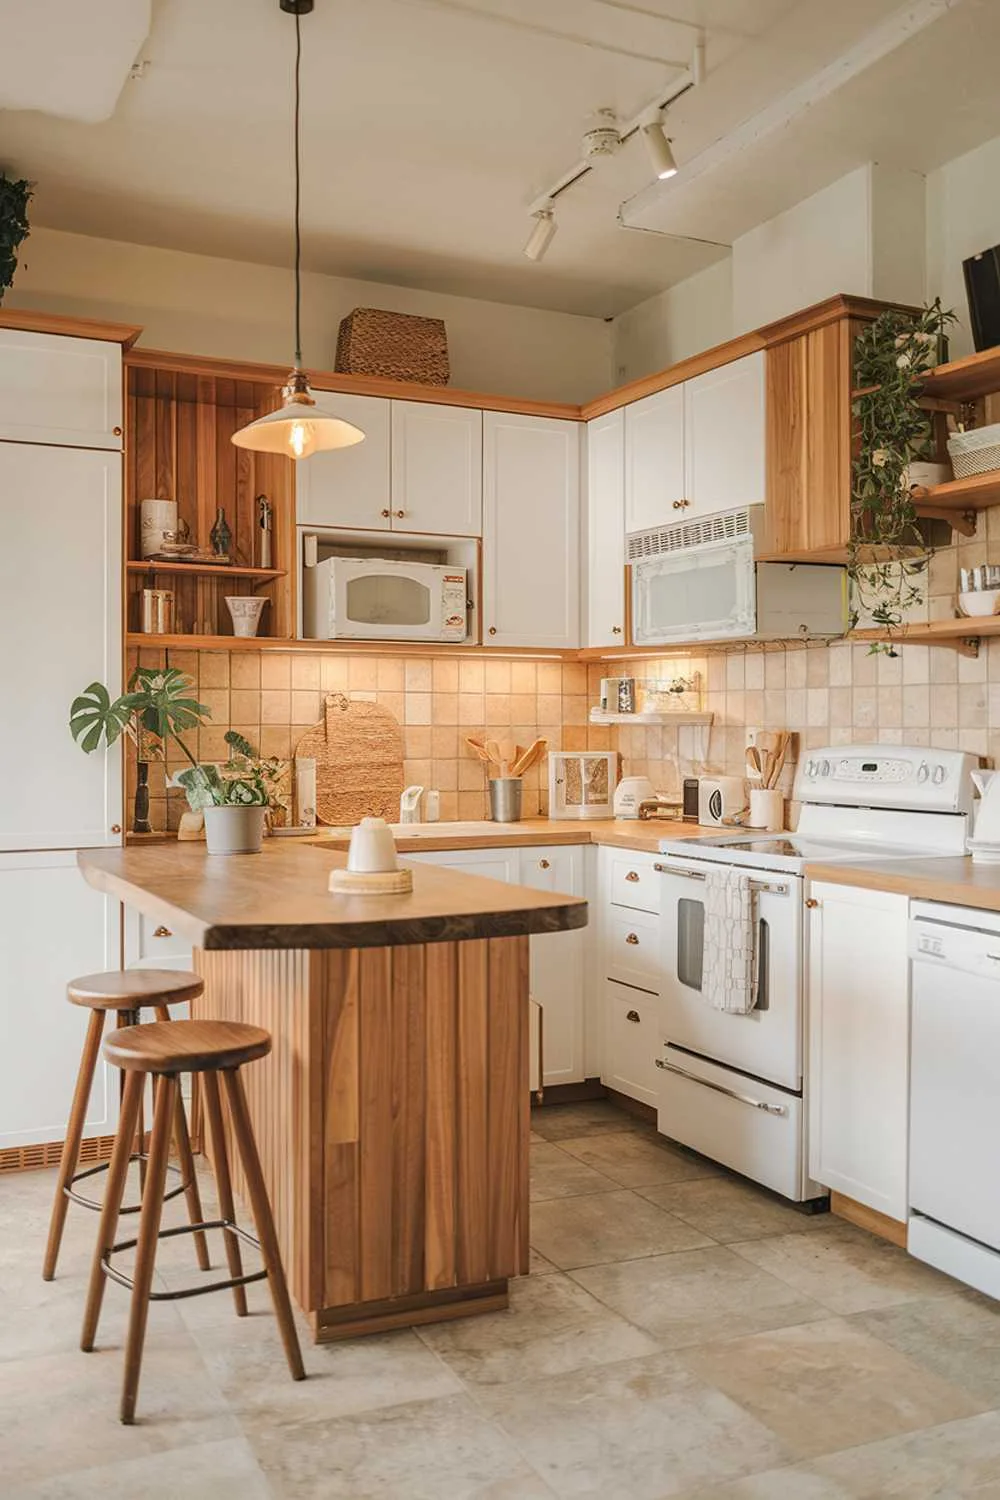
642,121,678,181
290,421,308,458
232,375,365,459
523,206,557,263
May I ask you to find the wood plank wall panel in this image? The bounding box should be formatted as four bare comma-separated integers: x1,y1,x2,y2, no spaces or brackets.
765,319,851,560
486,936,530,1277
424,943,459,1292
358,947,395,1302
456,940,490,1285
392,946,428,1296
322,949,360,1309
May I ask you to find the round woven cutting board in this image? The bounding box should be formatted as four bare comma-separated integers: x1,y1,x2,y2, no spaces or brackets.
294,693,405,825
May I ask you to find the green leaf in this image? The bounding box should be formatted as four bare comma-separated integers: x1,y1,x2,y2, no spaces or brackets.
69,682,131,752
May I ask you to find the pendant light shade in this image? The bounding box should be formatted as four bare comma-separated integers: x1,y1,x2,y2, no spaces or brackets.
232,2,365,460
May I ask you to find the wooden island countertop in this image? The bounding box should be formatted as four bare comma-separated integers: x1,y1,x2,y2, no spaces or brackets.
77,840,586,1344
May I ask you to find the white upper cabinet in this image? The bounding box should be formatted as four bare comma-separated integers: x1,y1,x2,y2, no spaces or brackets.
0,330,122,449
586,408,626,648
684,351,765,517
391,402,482,536
294,393,391,530
0,442,121,850
624,384,684,534
482,412,580,649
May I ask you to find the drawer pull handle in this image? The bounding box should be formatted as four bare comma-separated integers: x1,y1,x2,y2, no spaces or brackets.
380,508,391,517
395,509,406,519
612,625,622,634
805,898,819,909
656,1056,788,1116
539,859,550,869
111,824,122,835
153,925,173,938
625,871,640,882
626,1009,641,1024
625,932,640,945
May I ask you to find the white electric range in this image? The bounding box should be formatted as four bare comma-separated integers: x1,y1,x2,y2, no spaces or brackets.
653,744,976,1203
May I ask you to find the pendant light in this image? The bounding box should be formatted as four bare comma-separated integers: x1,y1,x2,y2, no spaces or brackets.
233,0,364,460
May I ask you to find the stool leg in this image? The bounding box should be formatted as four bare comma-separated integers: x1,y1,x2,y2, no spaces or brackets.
120,1072,177,1425
222,1068,305,1381
81,1069,143,1351
154,1004,210,1272
43,1007,106,1281
202,1071,248,1317
118,1009,146,1193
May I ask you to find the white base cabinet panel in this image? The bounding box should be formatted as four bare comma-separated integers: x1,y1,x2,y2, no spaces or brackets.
603,979,659,1109
807,881,910,1220
0,853,121,1151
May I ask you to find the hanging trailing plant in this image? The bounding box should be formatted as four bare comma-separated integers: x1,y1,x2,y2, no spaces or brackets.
0,172,32,302
850,299,956,654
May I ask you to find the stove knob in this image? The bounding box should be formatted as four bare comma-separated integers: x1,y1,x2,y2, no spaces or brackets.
932,763,946,785
819,759,831,777
917,762,929,784
805,759,816,778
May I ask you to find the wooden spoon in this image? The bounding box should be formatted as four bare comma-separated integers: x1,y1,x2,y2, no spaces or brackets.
510,738,547,776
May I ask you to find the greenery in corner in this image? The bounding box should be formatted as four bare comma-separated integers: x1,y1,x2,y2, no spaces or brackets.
850,299,956,654
0,172,32,302
175,730,276,811
70,667,214,808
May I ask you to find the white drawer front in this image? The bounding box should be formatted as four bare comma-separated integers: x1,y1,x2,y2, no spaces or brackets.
137,913,191,961
606,906,660,991
609,851,661,914
604,979,658,1107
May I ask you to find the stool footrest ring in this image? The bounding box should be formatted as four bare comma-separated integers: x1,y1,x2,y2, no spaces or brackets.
102,1218,267,1301
65,1154,188,1215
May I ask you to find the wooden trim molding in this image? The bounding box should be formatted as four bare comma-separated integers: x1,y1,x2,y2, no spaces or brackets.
579,332,766,420
0,308,143,347
830,1191,907,1249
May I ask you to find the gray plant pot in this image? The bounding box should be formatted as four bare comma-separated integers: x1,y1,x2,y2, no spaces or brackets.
203,804,267,855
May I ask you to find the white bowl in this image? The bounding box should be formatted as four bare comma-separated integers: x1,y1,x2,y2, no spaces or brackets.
958,589,1000,618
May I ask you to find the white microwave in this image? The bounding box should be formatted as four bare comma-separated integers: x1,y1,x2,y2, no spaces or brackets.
302,554,469,642
629,509,846,647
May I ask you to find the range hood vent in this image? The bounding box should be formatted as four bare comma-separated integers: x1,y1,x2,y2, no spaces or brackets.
627,506,753,561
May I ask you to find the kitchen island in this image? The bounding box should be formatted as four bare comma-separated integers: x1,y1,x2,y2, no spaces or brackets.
79,841,587,1342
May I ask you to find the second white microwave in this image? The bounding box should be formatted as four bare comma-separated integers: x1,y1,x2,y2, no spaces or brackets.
302,554,469,642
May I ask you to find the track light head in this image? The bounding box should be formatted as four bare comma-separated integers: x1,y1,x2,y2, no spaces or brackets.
641,120,678,181
523,205,557,263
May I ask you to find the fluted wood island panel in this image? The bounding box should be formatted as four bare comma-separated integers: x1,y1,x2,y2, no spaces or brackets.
79,843,586,1338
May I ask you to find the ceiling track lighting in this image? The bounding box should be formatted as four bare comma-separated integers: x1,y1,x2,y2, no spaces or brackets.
520,31,704,261
233,0,365,460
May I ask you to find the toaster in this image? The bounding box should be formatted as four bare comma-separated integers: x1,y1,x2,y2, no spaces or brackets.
697,775,747,826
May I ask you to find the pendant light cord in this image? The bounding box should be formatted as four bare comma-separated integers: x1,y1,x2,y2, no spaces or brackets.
293,9,303,368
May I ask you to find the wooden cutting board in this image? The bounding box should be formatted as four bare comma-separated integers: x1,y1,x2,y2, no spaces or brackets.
295,693,404,825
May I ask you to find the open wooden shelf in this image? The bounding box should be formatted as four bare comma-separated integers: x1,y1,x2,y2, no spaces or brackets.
588,711,714,726
125,633,571,659
126,560,285,580
911,468,1000,511
850,615,1000,655
921,346,1000,402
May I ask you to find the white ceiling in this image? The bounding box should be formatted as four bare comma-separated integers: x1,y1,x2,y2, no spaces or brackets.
2,0,1000,317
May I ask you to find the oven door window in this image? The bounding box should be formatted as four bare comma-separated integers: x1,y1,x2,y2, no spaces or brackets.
675,896,769,1011
346,572,432,628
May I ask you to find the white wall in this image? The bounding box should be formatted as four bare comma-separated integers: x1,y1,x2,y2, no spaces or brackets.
611,259,732,385
927,132,1000,360
7,227,613,403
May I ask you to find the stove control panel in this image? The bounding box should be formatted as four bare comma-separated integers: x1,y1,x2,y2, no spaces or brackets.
794,745,975,814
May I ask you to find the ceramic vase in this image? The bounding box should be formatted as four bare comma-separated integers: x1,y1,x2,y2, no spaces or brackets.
203,805,266,855
225,596,268,638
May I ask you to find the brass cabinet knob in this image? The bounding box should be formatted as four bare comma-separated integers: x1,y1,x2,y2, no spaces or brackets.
625,932,640,946
625,870,640,882
489,626,497,636
113,426,123,437
612,625,622,634
111,824,122,835
672,499,684,509
395,509,405,519
805,897,819,909
380,508,391,518
153,925,173,938
539,858,550,869
626,1009,641,1023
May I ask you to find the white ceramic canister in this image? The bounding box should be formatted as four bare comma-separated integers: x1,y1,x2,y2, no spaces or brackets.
748,788,784,832
140,498,178,558
225,596,269,638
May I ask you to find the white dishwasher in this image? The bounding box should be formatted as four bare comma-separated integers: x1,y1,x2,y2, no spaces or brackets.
909,899,1000,1300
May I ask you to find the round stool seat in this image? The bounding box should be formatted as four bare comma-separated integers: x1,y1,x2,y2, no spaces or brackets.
104,1020,272,1075
68,970,204,1011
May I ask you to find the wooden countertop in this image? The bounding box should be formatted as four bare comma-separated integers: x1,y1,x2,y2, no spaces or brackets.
311,817,716,855
79,841,588,951
806,855,1000,914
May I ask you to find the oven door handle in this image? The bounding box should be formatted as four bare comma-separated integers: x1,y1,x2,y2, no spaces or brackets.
653,862,790,897
654,863,705,880
655,1057,788,1117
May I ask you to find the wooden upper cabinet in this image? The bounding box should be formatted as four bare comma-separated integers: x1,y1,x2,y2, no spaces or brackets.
295,393,391,530
390,401,482,536
764,320,853,560
684,352,765,517
624,385,685,533
0,330,123,448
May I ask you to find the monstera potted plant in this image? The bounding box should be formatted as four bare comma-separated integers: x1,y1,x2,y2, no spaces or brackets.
176,731,275,855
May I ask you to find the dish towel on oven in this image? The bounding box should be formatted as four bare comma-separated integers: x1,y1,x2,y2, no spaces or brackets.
702,867,758,1014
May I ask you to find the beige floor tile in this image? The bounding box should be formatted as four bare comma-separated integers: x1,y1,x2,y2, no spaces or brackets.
681,1317,984,1463
244,1392,541,1499
852,1290,1000,1406
19,1436,273,1499
530,1190,713,1271
480,1352,786,1499
417,1269,659,1386
731,1223,960,1315
571,1245,827,1350
641,1177,832,1243
530,1101,648,1142
526,1246,559,1275
530,1142,619,1202
558,1132,720,1190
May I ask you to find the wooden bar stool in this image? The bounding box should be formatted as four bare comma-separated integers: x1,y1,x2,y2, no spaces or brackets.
81,1018,305,1424
44,970,210,1282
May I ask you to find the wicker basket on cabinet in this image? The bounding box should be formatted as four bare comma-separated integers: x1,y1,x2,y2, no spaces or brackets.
335,307,449,385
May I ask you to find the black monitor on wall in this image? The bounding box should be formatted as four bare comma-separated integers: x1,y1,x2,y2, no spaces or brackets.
963,245,1000,352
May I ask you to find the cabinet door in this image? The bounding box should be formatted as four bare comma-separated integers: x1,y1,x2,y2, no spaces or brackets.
403,848,519,883
603,978,659,1108
586,409,626,647
0,330,122,448
483,412,580,649
295,394,391,529
391,402,482,536
684,352,765,518
0,852,120,1152
807,881,910,1220
0,443,121,850
518,846,585,1086
624,385,685,534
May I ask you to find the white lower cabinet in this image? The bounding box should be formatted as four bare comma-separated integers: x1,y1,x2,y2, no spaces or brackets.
597,847,663,1109
604,979,659,1109
807,880,910,1221
124,906,194,970
0,852,121,1153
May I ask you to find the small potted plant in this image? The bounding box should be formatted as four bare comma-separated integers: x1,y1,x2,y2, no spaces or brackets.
176,731,278,855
